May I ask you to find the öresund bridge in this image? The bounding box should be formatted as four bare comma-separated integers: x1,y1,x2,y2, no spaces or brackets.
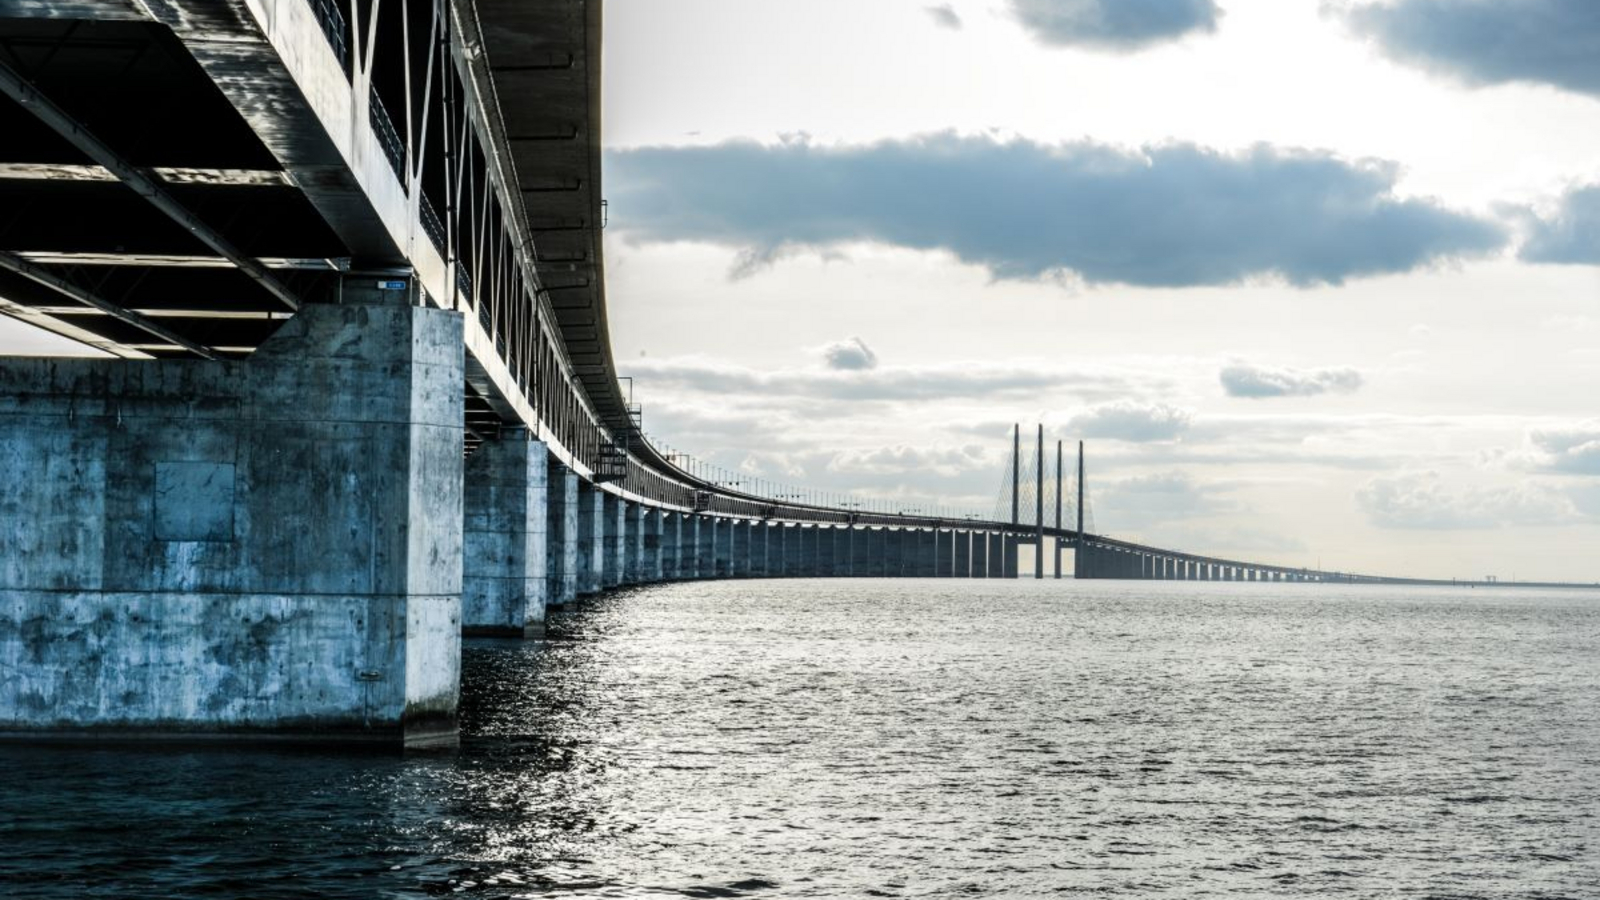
0,1,1574,746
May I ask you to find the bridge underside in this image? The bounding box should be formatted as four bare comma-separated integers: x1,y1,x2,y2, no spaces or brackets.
0,16,346,356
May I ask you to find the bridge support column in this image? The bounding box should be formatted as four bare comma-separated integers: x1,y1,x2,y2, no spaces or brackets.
1003,535,1020,579
623,503,645,585
792,526,812,576
856,528,876,576
919,530,939,577
462,430,548,638
640,506,659,582
643,508,664,582
0,300,464,746
817,526,837,576
731,520,751,578
775,524,794,577
713,517,732,577
890,528,905,576
953,531,971,577
697,516,717,578
665,514,682,579
679,515,700,579
576,483,602,595
936,529,953,577
602,494,624,589
547,463,579,607
751,522,769,576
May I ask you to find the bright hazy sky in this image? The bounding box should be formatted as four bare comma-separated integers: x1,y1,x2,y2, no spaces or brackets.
598,0,1600,581
3,0,1596,581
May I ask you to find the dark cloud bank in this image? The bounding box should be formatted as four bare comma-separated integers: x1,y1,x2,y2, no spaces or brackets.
607,135,1506,287
1009,0,1221,50
1341,0,1600,98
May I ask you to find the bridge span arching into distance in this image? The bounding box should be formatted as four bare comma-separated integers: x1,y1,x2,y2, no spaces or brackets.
0,0,1578,747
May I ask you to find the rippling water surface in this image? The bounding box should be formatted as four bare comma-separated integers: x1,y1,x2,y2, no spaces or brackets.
3,580,1598,898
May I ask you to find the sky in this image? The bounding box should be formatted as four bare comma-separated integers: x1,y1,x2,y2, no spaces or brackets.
596,0,1600,581
3,0,1597,581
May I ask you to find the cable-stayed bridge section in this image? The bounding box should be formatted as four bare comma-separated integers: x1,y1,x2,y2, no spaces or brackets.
0,0,1578,748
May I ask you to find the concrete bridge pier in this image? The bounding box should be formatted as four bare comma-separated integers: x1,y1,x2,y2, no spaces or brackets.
798,526,818,576
462,430,549,638
779,525,799,577
819,527,838,576
0,299,465,746
697,516,717,579
876,530,894,577
917,530,939,577
602,495,624,589
731,520,751,578
623,504,645,585
679,515,700,579
713,517,733,578
779,523,793,576
576,484,603,595
936,529,953,577
751,522,770,576
858,529,878,576
661,514,681,580
643,509,664,582
547,464,580,607
954,531,971,577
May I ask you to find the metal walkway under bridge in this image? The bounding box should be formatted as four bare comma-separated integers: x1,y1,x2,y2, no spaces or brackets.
0,1,1586,746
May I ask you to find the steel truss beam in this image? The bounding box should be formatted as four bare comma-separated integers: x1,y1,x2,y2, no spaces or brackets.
0,57,301,312
0,249,217,358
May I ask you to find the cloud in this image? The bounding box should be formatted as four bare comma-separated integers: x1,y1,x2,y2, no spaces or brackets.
1527,421,1600,474
1338,0,1600,98
1521,185,1600,264
1219,362,1364,398
826,444,991,477
820,336,879,370
1009,0,1220,50
925,4,963,29
623,354,1155,404
1357,471,1582,529
1067,400,1191,441
606,134,1507,288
